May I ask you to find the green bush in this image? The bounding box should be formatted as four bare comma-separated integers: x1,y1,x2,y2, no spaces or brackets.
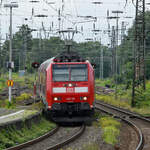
95,79,115,88
0,78,6,90
99,117,121,128
15,93,32,101
103,126,120,145
0,118,56,149
134,85,150,108
99,117,121,146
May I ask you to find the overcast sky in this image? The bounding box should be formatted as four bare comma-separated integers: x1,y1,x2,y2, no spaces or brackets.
1,0,150,45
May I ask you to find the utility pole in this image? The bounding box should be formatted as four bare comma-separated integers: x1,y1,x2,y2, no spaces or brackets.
120,21,126,75
112,10,123,75
111,26,116,76
132,0,146,107
121,21,126,43
4,3,18,102
24,30,27,71
0,19,1,77
100,46,104,79
108,11,123,99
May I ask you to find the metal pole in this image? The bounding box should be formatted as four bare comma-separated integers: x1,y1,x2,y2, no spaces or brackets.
4,3,18,102
8,6,12,102
111,10,123,99
99,40,101,79
101,47,103,79
132,0,146,107
143,0,146,90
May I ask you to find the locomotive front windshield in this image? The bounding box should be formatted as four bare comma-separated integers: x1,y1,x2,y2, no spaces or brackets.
53,64,88,81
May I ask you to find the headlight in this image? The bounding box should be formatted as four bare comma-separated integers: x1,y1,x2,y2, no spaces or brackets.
83,97,87,100
54,97,58,101
68,83,72,87
80,97,87,100
54,97,61,101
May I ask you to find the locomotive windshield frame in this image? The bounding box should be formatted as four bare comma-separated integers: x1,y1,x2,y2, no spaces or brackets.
52,64,88,82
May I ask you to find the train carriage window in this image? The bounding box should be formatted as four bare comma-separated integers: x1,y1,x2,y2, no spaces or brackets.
52,64,88,82
70,64,87,81
71,68,87,81
53,65,69,81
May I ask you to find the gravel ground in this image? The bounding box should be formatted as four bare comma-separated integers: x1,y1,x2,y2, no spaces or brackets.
118,121,139,150
22,126,80,150
131,118,150,150
62,119,140,150
62,125,114,150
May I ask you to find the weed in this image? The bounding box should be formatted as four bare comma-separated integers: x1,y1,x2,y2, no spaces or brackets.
98,116,121,146
0,117,56,149
96,79,150,116
102,126,120,145
15,93,32,102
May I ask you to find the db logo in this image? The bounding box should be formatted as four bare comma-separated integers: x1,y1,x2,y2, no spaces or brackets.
66,87,74,93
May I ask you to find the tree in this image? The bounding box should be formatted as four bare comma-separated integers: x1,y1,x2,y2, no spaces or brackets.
2,24,32,72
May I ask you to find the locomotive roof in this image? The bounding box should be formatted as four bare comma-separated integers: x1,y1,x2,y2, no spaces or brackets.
39,51,90,71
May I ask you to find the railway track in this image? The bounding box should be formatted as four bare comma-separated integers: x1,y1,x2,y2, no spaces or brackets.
6,126,59,150
6,124,85,150
96,100,150,150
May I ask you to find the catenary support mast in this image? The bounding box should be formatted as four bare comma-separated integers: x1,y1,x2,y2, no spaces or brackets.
132,0,146,106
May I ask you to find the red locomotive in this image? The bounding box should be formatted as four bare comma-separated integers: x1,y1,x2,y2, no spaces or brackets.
37,51,95,122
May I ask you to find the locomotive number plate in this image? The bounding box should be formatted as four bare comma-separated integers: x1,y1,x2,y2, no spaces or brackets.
66,87,74,93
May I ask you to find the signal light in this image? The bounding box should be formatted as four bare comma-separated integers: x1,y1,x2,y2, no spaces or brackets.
53,58,61,62
32,62,40,68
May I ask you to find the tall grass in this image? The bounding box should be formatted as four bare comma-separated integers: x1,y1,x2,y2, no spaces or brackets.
0,117,56,149
99,117,120,146
96,79,150,116
0,73,35,91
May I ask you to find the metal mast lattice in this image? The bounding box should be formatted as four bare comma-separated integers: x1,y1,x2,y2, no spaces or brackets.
132,0,146,106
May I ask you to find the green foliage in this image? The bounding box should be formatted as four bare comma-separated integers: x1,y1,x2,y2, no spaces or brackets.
96,94,130,108
0,78,6,90
5,100,14,109
1,12,150,79
95,79,115,88
118,11,150,81
99,117,121,129
134,83,150,108
98,117,120,146
0,93,32,109
1,28,112,78
0,99,16,109
0,118,56,149
96,93,150,116
15,93,32,101
102,126,120,145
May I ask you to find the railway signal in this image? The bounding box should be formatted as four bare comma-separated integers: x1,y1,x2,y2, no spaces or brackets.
31,62,40,103
7,80,14,87
32,62,40,68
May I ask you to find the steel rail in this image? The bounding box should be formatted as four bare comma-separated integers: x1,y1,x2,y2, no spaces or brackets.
95,105,144,150
6,126,59,150
95,99,150,123
45,124,86,150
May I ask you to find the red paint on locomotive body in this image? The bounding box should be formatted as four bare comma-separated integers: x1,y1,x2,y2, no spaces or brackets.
38,56,95,122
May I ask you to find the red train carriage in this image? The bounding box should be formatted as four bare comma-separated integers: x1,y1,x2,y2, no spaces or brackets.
37,51,95,122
